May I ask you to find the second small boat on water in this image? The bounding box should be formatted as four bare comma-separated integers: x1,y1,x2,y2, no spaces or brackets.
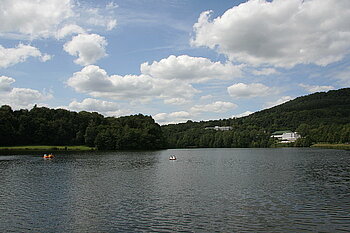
169,155,176,160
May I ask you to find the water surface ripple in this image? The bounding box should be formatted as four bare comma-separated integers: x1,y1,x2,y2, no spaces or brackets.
0,148,349,232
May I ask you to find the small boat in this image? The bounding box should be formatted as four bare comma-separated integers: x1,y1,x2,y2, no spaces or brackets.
43,154,54,159
169,155,177,160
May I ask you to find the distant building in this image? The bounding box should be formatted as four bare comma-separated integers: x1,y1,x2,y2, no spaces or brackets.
205,126,233,131
271,130,301,143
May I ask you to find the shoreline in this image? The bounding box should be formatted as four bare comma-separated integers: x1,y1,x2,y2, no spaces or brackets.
0,145,96,151
1,144,349,151
311,143,350,150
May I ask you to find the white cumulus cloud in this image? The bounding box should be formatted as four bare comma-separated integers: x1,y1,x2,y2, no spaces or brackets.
191,0,350,68
0,0,73,39
164,98,189,105
227,83,272,98
63,34,107,66
56,24,86,39
66,98,129,117
0,76,52,109
67,65,198,101
153,111,191,125
0,76,15,92
0,0,117,39
233,111,254,118
68,98,119,112
66,54,247,105
299,84,334,93
141,55,241,83
0,44,51,68
191,101,237,113
264,96,293,109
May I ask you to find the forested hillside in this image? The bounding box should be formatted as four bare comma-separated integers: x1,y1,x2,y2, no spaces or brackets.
0,105,165,150
162,88,350,148
1,88,349,150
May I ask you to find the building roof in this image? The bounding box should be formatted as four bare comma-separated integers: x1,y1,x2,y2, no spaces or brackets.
271,130,293,135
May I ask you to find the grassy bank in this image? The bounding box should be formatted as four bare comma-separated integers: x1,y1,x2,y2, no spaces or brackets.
271,143,295,148
0,145,95,151
311,143,350,150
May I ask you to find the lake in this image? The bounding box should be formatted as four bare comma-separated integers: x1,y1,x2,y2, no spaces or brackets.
0,148,349,232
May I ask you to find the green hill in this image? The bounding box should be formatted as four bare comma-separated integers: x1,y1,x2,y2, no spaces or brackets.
162,88,350,148
1,88,349,150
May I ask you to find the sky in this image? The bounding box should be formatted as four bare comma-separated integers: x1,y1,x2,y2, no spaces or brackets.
0,0,349,125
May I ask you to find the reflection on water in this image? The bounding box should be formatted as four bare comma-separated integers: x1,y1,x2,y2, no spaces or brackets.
0,148,349,232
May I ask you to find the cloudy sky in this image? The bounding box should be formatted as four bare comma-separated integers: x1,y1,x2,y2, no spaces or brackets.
0,0,349,124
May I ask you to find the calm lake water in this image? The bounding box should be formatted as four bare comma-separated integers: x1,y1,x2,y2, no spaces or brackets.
0,148,349,232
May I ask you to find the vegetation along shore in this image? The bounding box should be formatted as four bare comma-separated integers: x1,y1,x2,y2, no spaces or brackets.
311,143,350,150
0,88,349,150
0,145,95,151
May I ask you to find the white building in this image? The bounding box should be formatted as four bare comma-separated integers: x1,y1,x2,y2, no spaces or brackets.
271,131,301,143
205,126,233,131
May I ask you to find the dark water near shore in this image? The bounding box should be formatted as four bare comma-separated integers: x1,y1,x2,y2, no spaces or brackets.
0,148,349,232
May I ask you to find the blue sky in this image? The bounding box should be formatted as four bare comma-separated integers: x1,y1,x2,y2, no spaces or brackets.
0,0,349,124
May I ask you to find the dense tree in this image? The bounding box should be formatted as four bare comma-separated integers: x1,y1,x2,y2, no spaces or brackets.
0,106,165,150
0,105,16,146
162,88,350,148
1,88,349,149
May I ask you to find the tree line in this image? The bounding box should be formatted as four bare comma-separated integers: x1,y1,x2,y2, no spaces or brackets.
1,88,349,149
0,105,165,150
162,88,350,148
